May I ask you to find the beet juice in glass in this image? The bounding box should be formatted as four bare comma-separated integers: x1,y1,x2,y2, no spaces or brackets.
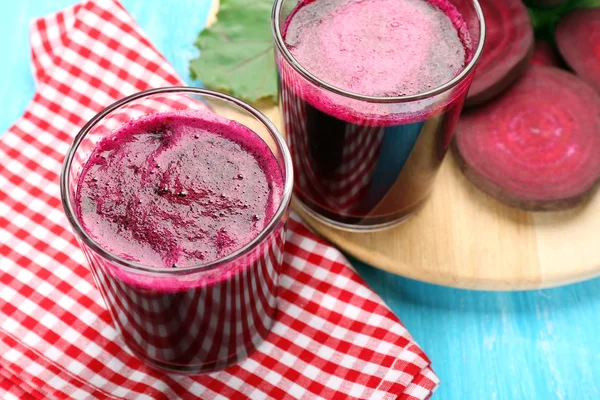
61,88,293,373
272,0,485,230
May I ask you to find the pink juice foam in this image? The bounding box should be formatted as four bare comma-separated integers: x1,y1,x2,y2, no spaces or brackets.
281,0,473,125
285,0,470,97
75,111,285,371
76,111,283,270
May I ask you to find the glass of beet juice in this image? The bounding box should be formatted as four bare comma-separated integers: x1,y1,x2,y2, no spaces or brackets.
60,87,293,373
272,0,485,230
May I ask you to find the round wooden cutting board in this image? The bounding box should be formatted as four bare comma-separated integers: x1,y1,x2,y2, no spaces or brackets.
207,1,600,291
245,104,600,291
292,155,600,291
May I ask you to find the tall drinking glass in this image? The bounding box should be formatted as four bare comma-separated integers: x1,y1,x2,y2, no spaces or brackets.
61,88,293,373
272,0,485,230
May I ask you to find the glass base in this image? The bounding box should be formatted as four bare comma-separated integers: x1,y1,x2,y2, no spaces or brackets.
294,197,422,232
126,342,248,375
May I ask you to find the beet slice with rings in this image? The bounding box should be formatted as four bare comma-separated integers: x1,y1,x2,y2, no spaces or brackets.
525,0,568,8
465,0,534,107
556,8,600,92
454,66,600,211
529,39,563,67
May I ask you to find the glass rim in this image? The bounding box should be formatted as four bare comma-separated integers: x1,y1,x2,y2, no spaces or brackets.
60,86,294,275
271,0,486,103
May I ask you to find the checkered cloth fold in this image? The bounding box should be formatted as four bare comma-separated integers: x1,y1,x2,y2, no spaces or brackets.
0,0,438,398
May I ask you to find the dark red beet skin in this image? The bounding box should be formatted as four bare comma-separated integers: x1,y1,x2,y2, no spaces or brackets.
556,9,600,92
454,66,600,211
466,0,534,107
529,39,563,68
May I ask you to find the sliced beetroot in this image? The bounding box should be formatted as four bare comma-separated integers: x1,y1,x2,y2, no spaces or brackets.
556,9,600,92
529,39,563,67
454,66,600,211
525,0,568,8
466,0,534,107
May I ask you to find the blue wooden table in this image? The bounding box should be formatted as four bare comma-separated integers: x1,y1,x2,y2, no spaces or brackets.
1,1,599,399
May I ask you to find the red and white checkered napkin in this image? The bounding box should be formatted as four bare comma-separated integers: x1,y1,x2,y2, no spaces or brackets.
0,1,438,398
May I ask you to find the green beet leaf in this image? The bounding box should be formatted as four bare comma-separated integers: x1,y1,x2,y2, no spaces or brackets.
190,0,277,104
528,0,600,36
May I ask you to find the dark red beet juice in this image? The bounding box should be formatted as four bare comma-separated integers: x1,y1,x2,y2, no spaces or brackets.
75,111,285,372
277,0,476,228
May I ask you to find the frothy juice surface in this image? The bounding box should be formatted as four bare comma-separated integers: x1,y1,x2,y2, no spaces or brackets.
284,0,469,97
76,111,283,269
